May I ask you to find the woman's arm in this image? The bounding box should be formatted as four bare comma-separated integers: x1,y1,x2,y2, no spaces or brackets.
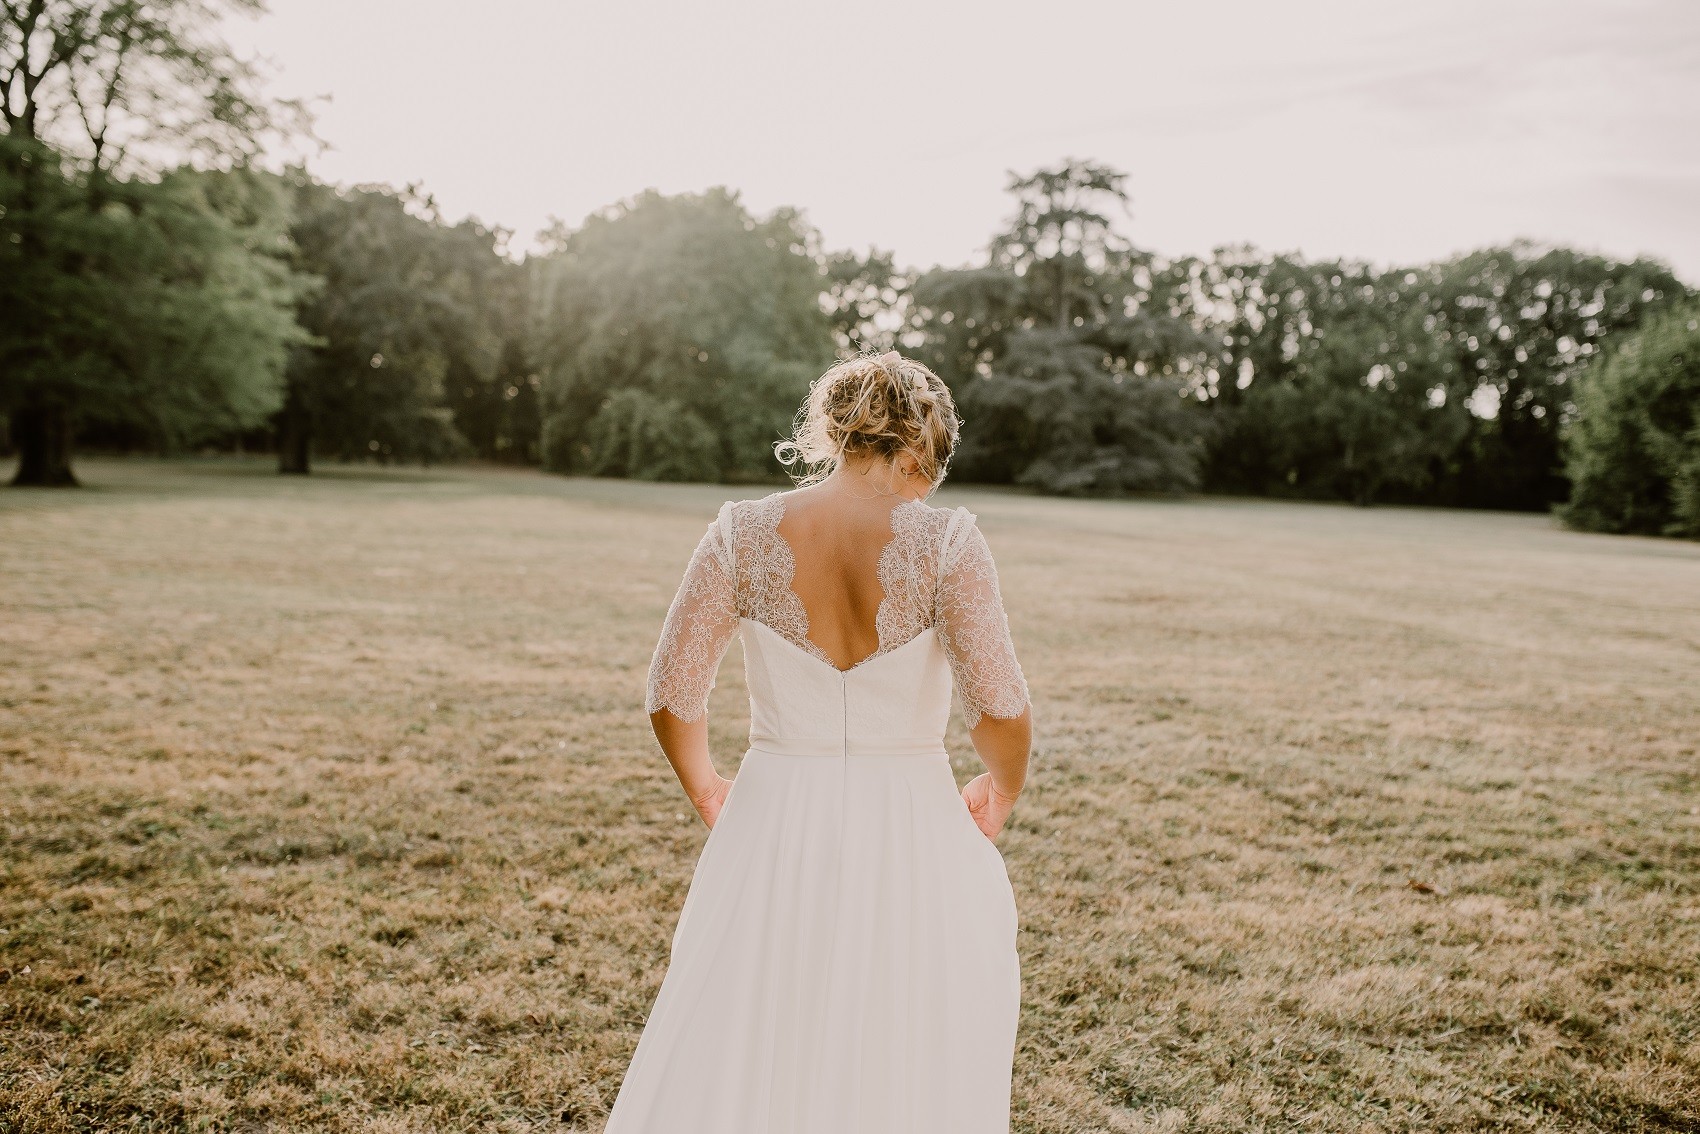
645,510,740,828
936,519,1033,839
650,709,734,828
961,708,1032,839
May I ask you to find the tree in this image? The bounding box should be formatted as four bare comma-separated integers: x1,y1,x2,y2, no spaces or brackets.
444,329,540,465
530,188,832,482
912,160,1212,494
1172,253,1470,505
1563,305,1700,539
822,247,914,354
0,139,310,482
576,387,720,482
1421,245,1688,510
1,0,292,171
1174,245,1690,508
1,0,304,485
277,177,513,473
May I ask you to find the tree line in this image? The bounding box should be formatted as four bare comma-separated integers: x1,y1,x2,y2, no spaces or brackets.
5,1,1698,538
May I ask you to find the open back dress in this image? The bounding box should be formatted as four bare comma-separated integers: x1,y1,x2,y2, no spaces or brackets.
604,491,1031,1134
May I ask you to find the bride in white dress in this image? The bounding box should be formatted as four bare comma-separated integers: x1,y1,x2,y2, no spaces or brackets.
604,351,1034,1134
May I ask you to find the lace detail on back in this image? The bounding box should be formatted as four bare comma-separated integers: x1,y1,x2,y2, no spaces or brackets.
731,493,946,670
874,500,949,658
728,494,834,668
645,491,1030,727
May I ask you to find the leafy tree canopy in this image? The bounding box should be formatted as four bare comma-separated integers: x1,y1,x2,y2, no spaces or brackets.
1167,242,1690,507
277,176,515,472
0,138,310,482
2,0,302,176
1,0,306,484
531,187,832,481
1563,305,1700,539
912,160,1213,494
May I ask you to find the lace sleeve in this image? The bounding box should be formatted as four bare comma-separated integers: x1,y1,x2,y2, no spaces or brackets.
644,507,740,721
935,514,1031,729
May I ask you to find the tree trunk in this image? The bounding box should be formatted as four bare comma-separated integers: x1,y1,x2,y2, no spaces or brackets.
276,383,311,475
9,399,78,486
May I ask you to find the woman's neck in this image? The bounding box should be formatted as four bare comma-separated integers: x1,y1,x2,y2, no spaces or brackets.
821,459,930,503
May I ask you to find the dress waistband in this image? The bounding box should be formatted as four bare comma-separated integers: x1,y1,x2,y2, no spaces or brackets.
747,733,948,759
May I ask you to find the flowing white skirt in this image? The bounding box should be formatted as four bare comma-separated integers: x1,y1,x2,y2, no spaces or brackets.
603,748,1020,1134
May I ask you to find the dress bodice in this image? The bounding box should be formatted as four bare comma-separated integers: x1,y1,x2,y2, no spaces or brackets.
646,492,1029,734
740,621,956,753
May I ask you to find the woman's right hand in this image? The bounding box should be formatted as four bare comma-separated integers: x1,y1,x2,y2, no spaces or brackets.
688,774,735,830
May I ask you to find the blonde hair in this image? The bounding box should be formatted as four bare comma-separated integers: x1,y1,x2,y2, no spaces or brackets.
775,351,960,488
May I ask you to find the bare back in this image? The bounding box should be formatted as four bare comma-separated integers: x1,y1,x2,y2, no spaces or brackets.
776,485,912,670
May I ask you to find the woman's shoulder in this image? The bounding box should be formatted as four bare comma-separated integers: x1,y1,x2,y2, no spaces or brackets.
899,497,977,532
712,489,784,516
716,490,786,527
891,499,982,567
708,492,787,561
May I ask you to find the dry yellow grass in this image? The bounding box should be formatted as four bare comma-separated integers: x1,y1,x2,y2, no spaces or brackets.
2,458,1698,1133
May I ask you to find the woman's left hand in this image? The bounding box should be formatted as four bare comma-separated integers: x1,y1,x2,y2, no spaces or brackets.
688,774,735,830
962,772,1019,841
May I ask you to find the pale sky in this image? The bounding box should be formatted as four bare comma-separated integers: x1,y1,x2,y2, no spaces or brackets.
229,0,1700,282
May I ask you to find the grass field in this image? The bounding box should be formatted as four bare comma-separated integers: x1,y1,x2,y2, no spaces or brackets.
2,458,1697,1133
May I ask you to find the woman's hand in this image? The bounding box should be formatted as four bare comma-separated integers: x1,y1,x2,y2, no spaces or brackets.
961,772,1020,841
688,774,735,830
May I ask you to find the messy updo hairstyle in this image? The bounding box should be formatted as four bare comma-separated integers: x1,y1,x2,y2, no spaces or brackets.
774,351,960,489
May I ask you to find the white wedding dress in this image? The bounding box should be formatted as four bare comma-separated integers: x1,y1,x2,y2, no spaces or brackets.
603,492,1031,1134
